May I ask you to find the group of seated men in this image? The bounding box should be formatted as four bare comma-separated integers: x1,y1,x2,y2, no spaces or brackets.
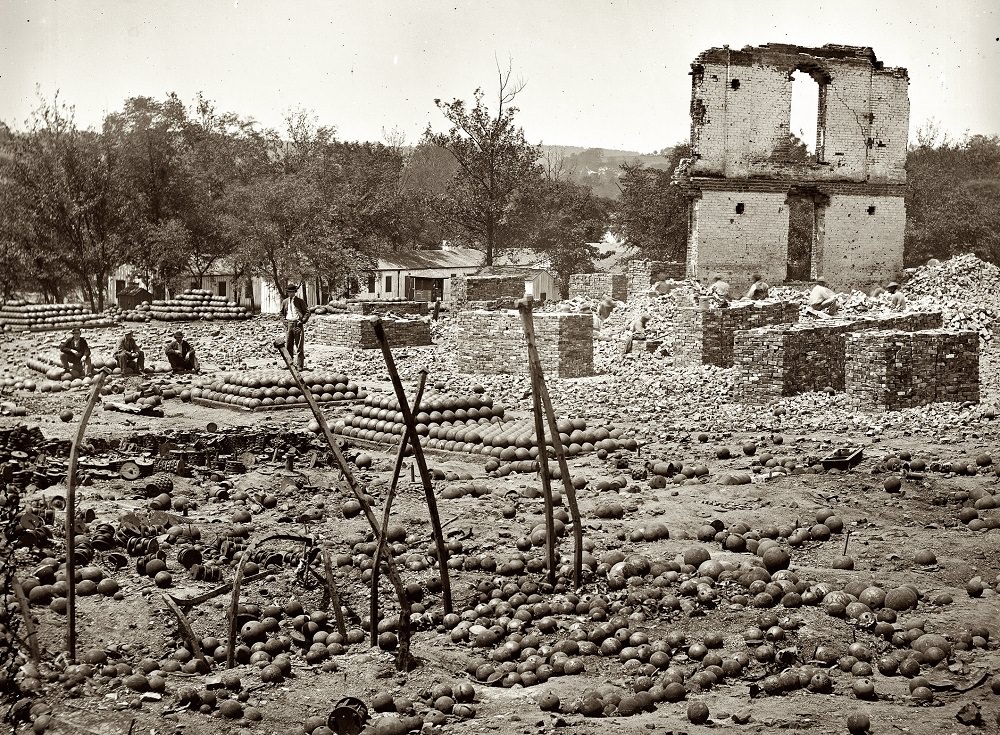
59,328,199,377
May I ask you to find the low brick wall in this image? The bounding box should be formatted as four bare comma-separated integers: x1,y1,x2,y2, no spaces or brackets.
846,329,980,410
568,273,627,301
451,275,524,306
625,259,686,297
309,315,432,349
675,301,800,367
451,311,593,378
346,300,429,316
734,311,944,401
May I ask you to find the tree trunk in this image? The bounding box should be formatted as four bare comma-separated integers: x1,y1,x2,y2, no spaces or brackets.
485,217,495,266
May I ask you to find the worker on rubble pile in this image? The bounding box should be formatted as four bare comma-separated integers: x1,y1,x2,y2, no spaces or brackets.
281,283,310,370
808,276,840,315
114,329,146,375
59,327,93,376
707,275,732,305
165,330,199,373
647,271,672,296
624,313,651,354
596,295,616,328
886,281,907,310
744,273,770,301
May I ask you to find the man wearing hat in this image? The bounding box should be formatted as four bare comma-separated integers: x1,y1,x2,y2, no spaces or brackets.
280,283,310,369
885,281,907,311
59,327,93,376
114,329,145,375
807,276,839,315
165,330,199,373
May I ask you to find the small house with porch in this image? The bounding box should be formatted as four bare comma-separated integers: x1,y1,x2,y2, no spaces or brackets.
360,247,484,302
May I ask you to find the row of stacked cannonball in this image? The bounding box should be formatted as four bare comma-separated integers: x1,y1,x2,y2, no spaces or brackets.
1,302,115,332
26,354,120,382
333,393,629,456
192,371,366,408
132,290,253,322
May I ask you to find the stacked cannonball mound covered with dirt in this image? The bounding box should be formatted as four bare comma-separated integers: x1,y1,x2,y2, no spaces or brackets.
191,370,367,411
131,289,252,322
0,301,116,332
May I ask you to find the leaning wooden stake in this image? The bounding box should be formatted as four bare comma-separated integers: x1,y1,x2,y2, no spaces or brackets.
226,538,259,668
274,342,414,669
12,578,39,663
65,370,107,660
162,594,207,664
323,549,347,638
516,298,584,588
372,370,428,646
517,300,557,586
371,320,453,615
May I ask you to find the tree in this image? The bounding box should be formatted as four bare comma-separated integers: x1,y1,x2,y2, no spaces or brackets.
3,95,136,309
904,132,1000,266
518,177,613,298
423,65,543,264
612,144,691,261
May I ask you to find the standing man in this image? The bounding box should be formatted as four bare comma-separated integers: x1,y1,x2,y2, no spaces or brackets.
114,329,145,375
59,328,93,376
165,330,199,373
281,283,310,369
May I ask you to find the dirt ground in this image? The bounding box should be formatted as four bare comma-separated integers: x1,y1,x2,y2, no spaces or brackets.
2,314,999,735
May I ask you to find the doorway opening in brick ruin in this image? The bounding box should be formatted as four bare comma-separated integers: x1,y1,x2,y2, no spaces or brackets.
786,190,827,282
789,66,828,163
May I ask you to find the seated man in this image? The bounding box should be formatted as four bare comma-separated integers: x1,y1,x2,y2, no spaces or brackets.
808,277,840,315
114,329,145,374
707,275,732,305
624,313,651,354
596,295,616,328
744,274,770,301
165,330,199,373
59,327,93,376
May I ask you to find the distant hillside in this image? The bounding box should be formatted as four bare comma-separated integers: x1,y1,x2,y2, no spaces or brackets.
540,145,679,200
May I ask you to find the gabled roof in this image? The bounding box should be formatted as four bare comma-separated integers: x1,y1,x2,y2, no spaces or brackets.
377,247,484,271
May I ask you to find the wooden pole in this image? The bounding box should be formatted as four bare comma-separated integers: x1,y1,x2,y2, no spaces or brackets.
226,538,258,668
273,341,413,669
323,549,347,638
517,299,557,586
372,370,427,645
371,320,453,614
12,578,39,663
162,595,207,664
65,370,106,660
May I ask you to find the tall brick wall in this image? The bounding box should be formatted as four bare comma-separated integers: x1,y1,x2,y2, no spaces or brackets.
845,329,979,410
675,301,800,367
451,311,593,378
734,311,943,401
688,191,790,287
451,275,524,307
568,273,627,301
819,194,905,289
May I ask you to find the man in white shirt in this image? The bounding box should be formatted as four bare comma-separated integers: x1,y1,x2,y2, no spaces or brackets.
280,283,310,369
808,277,840,315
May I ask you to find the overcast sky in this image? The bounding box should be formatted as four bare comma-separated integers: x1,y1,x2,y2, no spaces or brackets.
2,0,997,152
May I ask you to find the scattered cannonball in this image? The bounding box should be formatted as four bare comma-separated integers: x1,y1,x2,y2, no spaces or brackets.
355,454,373,469
743,443,757,456
687,700,710,724
59,409,74,422
219,699,243,719
967,577,985,597
913,549,936,566
537,691,559,712
846,713,870,733
154,571,173,588
884,477,901,492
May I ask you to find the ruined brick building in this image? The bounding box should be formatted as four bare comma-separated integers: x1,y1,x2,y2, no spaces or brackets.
674,44,909,290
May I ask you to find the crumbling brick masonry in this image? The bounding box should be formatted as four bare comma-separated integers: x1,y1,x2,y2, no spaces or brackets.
675,44,909,292
451,311,593,378
450,275,525,306
734,311,943,401
625,260,687,297
568,273,628,301
675,301,801,367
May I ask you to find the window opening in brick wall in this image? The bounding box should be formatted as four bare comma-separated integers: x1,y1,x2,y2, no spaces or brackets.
786,195,817,281
867,205,876,215
735,202,745,214
730,79,740,90
789,68,827,163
